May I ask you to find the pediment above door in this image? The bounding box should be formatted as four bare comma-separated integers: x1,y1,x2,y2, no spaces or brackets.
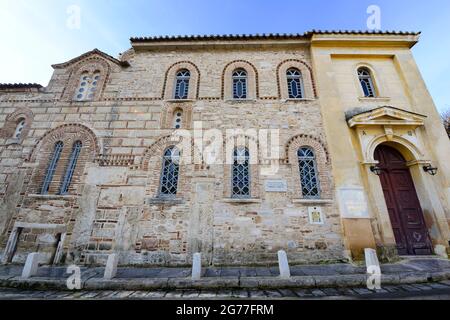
346,106,427,129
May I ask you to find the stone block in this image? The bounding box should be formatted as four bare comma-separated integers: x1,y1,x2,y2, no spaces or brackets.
192,253,201,280
21,252,40,279
104,254,119,280
277,250,290,279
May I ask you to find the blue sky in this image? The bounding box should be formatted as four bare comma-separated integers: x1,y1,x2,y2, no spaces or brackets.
0,0,449,112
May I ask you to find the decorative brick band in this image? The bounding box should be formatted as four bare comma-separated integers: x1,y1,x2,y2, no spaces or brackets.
95,154,135,167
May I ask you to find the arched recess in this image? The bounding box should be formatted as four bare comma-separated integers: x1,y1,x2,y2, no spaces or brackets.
285,134,332,199
222,60,259,100
276,59,317,99
61,58,111,101
141,134,200,199
28,123,99,195
222,133,261,199
0,107,34,142
162,61,201,100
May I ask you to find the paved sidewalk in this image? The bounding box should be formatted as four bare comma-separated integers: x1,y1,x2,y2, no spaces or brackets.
1,280,450,300
0,257,449,291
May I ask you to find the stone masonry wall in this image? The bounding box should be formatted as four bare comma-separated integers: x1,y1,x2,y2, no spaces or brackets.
0,43,346,266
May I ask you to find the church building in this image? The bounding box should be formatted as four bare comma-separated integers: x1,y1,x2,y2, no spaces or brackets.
0,31,449,266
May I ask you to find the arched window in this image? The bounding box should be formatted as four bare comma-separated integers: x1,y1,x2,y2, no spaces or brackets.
159,146,180,197
13,118,26,139
174,69,190,99
41,141,64,194
286,68,304,99
232,69,248,99
74,70,101,101
298,147,320,199
172,109,183,129
358,67,376,98
232,147,250,198
59,141,82,195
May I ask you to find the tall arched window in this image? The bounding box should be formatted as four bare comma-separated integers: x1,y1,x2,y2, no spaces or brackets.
232,147,250,198
286,68,304,99
172,109,183,129
13,118,26,139
159,146,180,197
59,140,82,195
357,67,376,98
41,141,64,194
298,147,320,199
232,69,248,99
174,70,190,99
74,70,101,101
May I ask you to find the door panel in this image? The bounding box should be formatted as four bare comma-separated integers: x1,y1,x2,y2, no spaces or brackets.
374,145,433,255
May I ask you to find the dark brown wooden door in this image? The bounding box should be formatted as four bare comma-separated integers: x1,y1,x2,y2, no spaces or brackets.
374,145,433,255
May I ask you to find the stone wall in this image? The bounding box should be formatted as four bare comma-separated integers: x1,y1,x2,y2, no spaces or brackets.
0,42,347,266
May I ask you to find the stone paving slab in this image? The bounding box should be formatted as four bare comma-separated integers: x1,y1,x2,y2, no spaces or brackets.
0,281,449,300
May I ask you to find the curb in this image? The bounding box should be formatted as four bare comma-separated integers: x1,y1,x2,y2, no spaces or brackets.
1,271,449,291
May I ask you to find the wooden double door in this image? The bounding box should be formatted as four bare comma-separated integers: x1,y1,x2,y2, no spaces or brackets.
374,145,433,255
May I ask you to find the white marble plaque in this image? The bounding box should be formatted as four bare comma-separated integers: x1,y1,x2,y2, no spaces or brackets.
338,188,369,218
308,207,324,225
265,180,288,192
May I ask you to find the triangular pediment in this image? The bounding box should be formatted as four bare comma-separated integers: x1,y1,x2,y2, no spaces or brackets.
347,106,427,128
52,48,130,69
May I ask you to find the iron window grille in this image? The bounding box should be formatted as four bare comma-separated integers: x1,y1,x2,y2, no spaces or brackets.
59,140,82,195
232,69,248,99
174,70,190,99
358,68,376,98
41,141,64,194
232,147,250,198
286,68,304,99
159,146,180,197
14,118,26,139
298,147,320,199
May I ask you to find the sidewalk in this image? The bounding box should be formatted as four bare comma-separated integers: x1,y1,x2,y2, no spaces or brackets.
0,257,449,291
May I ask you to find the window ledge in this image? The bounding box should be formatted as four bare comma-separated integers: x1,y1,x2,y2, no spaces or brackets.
226,99,257,103
165,99,194,103
292,199,334,204
284,98,316,103
358,97,390,102
4,138,21,146
27,194,78,200
222,198,262,204
146,197,184,205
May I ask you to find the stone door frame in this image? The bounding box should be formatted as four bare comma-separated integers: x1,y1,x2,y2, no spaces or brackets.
1,222,67,265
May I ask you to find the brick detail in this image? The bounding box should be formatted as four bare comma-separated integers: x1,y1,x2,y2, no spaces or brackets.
276,59,317,99
0,107,33,142
162,61,201,100
221,60,259,99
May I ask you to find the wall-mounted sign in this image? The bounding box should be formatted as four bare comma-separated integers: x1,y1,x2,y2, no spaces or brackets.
265,180,288,192
308,207,324,225
338,187,370,218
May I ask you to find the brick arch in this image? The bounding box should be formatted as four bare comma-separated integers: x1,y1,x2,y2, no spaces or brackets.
141,134,202,171
0,107,34,141
276,59,317,99
221,60,259,99
285,134,329,164
285,134,332,199
28,123,99,163
28,123,99,195
162,61,201,99
61,57,111,101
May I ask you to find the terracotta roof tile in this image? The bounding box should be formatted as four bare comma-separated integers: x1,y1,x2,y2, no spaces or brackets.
130,30,420,42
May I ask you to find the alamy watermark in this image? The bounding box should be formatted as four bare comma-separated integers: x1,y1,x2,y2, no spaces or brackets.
367,5,381,31
66,5,81,30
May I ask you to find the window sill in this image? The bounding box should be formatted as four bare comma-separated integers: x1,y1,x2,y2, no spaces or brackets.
27,194,78,200
283,98,316,103
358,97,390,102
165,99,194,103
146,197,184,205
222,198,262,204
226,99,257,103
292,199,333,204
4,138,21,146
